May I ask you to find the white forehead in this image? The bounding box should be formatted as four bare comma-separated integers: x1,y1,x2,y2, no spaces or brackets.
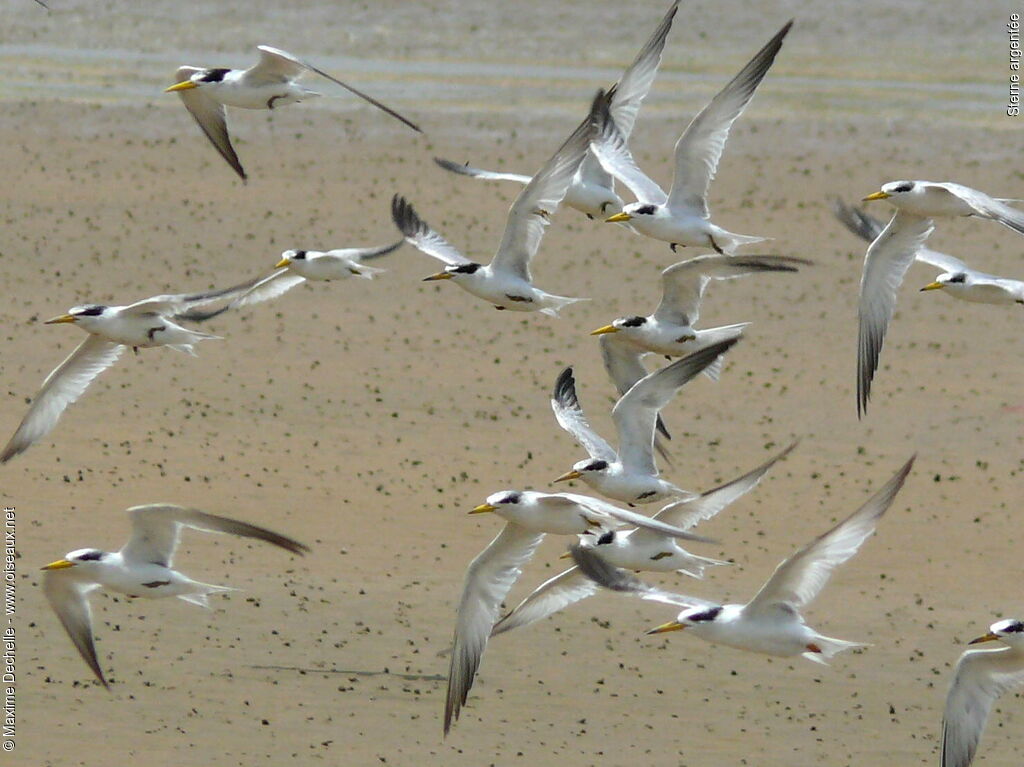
486,490,519,505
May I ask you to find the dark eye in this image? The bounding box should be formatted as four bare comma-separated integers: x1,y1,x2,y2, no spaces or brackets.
453,263,481,274
74,305,105,317
201,68,231,83
500,492,521,505
292,251,307,260
586,460,608,472
687,606,722,623
948,273,966,284
596,531,615,545
892,182,915,193
621,316,646,328
77,550,103,561
1005,621,1024,633
634,205,657,215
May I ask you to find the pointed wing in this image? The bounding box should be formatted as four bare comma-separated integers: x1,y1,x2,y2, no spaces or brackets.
580,0,679,190
857,211,935,417
745,455,914,616
606,0,679,140
545,493,715,543
120,504,309,569
44,569,107,688
490,566,596,637
589,90,667,205
326,239,405,262
599,333,650,398
390,194,471,266
941,646,1024,767
433,157,532,185
254,46,421,133
1,335,124,463
569,544,713,609
655,253,808,325
938,181,1024,236
598,334,671,442
666,21,792,214
489,103,593,281
225,269,308,313
550,366,616,462
173,66,246,181
634,441,796,546
124,277,272,317
444,523,546,735
612,338,737,475
832,199,966,273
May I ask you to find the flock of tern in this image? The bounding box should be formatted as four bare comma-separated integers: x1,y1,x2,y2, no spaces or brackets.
12,2,1024,765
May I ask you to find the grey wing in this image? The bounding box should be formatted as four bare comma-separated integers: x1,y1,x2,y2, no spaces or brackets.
390,194,471,266
433,157,532,185
489,102,593,281
569,544,712,609
857,211,934,417
44,570,107,688
589,89,667,205
173,271,294,322
832,198,887,243
607,0,679,140
940,181,1024,236
490,566,596,637
255,46,421,133
833,199,966,273
552,493,715,543
576,151,614,191
655,254,810,325
599,334,649,397
224,270,307,312
745,455,914,616
1,336,124,463
599,334,671,442
445,524,546,735
329,239,406,262
941,647,1024,767
643,440,796,538
550,366,616,462
612,338,738,475
654,258,712,325
666,21,792,214
121,504,309,568
578,0,677,193
251,46,306,80
174,67,246,181
914,247,969,274
125,276,273,317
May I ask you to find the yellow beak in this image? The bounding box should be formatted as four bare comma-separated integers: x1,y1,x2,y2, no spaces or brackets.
165,80,199,93
919,281,945,291
558,550,574,560
44,314,77,324
590,324,618,336
605,212,632,223
553,469,582,483
41,559,75,570
469,503,497,515
646,620,685,635
968,632,1000,645
275,258,292,269
862,191,891,202
423,272,453,281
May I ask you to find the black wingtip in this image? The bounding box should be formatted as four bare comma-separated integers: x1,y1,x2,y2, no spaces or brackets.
552,366,579,407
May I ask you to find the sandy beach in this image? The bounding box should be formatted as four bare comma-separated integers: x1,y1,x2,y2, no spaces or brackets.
2,1,1023,765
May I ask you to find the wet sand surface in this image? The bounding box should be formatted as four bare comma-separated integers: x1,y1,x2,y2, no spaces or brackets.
3,2,1024,765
